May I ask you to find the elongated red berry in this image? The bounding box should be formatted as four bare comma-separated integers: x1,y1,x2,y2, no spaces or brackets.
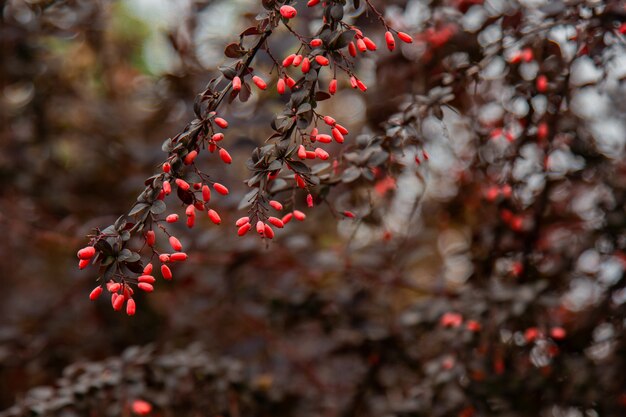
143,263,153,275
184,150,197,165
213,183,229,195
138,282,154,292
315,147,329,160
252,75,267,90
356,38,367,52
186,204,195,217
170,252,188,262
348,41,357,57
208,209,221,225
238,223,252,236
214,117,228,128
256,220,265,236
335,124,349,135
385,31,395,51
280,5,297,19
397,31,413,43
268,217,284,228
163,181,171,195
293,210,306,221
295,174,306,188
77,246,96,260
236,216,250,227
363,37,377,51
344,210,355,218
89,286,103,301
306,151,316,159
126,298,136,316
297,145,307,159
332,128,344,143
112,293,125,311
212,133,224,142
264,224,274,239
301,57,310,73
316,134,332,143
310,38,323,47
232,76,242,92
310,127,318,141
350,76,358,88
329,79,337,95
269,200,283,211
146,230,156,246
107,282,121,293
356,79,367,92
138,275,156,284
306,193,314,208
285,76,296,88
175,178,190,191
219,148,232,164
282,212,293,224
163,162,171,173
323,115,336,126
79,259,90,269
166,214,179,223
307,0,319,5
536,74,548,92
293,54,303,67
202,185,211,202
161,264,172,280
277,78,286,94
315,55,329,66
282,54,296,67
169,236,182,251
159,253,170,263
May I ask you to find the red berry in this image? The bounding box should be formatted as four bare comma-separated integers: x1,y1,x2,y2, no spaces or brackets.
335,124,349,135
348,41,357,57
232,76,242,92
77,246,96,260
307,0,319,6
138,275,155,284
256,220,265,236
356,79,367,92
161,264,172,280
315,55,329,66
170,252,188,262
310,38,322,47
163,181,171,195
282,212,293,224
385,31,395,51
293,54,303,67
316,134,332,143
138,282,154,292
169,236,182,251
363,37,377,51
78,259,90,269
329,79,337,95
236,216,250,227
146,230,156,247
213,182,229,195
269,200,283,211
277,78,286,94
89,286,103,301
264,224,274,239
186,204,196,217
166,214,179,223
252,75,267,90
208,209,221,225
293,210,306,221
126,298,136,316
112,293,125,311
282,54,296,67
184,150,197,165
212,133,224,142
159,253,170,263
162,162,171,173
332,128,344,143
238,223,252,236
315,148,329,160
219,148,232,164
343,210,355,218
306,193,314,208
356,38,367,52
550,327,566,340
397,31,413,43
143,263,153,275
285,76,296,88
323,115,336,126
268,216,284,228
214,117,228,129
301,57,310,73
202,185,211,202
175,178,190,191
297,145,307,159
280,5,297,19
295,174,306,188
131,400,152,416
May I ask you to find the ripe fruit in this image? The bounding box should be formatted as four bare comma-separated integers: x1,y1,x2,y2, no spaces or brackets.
282,54,296,67
175,178,190,191
236,216,250,226
397,31,413,43
332,128,345,143
268,217,284,228
202,185,211,202
126,298,136,316
277,78,286,94
238,223,252,236
161,264,173,280
214,117,229,128
212,133,224,142
138,283,154,292
282,212,293,224
310,38,322,47
213,182,229,195
280,5,297,19
363,37,377,51
315,55,329,66
89,286,103,301
252,75,267,90
170,252,188,262
208,209,221,225
385,31,395,51
169,236,182,251
166,214,179,223
356,38,367,52
219,148,232,164
77,246,96,260
315,148,329,160
329,79,337,95
146,230,156,246
232,76,242,92
79,259,90,269
269,200,283,211
112,293,125,311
